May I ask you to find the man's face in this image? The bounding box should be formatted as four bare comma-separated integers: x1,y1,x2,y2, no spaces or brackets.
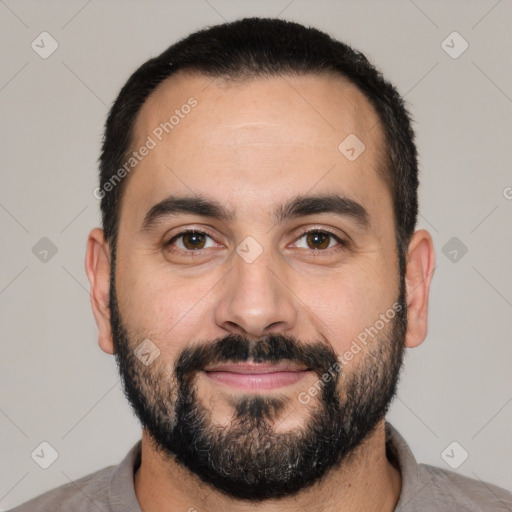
110,72,405,500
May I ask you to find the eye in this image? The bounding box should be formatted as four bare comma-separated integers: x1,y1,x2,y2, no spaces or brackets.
167,230,218,251
292,230,345,251
165,228,346,256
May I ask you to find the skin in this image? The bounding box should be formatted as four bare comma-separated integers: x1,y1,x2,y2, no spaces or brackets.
85,71,435,511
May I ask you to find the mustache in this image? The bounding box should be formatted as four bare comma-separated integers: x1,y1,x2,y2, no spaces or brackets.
174,333,340,383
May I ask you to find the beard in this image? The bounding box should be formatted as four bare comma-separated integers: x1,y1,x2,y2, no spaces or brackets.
109,269,407,502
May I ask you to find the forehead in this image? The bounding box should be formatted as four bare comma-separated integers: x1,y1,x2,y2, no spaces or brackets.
124,71,389,226
135,70,382,149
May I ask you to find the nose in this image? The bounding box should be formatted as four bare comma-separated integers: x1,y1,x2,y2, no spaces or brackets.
214,251,297,339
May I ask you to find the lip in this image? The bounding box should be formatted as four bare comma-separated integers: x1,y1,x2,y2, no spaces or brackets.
203,363,310,390
204,362,308,373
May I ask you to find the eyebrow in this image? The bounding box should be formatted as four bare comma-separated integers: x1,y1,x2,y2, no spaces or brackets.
140,193,370,232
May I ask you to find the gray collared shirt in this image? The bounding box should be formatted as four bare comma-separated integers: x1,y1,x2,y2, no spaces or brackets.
9,422,512,511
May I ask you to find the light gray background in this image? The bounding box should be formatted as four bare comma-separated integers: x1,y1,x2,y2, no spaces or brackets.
1,0,511,508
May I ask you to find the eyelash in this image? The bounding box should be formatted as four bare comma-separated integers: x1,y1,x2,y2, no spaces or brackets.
165,228,347,257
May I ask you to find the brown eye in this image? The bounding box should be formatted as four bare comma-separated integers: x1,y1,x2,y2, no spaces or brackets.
290,229,346,253
305,231,331,249
182,232,206,250
168,231,216,251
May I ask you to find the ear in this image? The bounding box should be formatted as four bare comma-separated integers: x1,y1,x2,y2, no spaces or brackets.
85,228,114,355
404,229,436,348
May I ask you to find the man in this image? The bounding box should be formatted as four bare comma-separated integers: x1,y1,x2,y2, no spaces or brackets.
11,17,512,512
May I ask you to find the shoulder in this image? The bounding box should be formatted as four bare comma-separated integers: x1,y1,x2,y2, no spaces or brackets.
385,423,512,511
8,440,142,512
402,462,512,511
7,465,115,512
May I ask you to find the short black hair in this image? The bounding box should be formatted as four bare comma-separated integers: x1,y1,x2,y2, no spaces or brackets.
99,17,418,271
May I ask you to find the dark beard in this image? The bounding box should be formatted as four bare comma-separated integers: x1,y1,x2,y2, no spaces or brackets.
109,269,407,501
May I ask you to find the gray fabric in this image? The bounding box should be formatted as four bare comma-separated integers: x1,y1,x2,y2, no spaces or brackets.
386,424,512,511
9,422,512,511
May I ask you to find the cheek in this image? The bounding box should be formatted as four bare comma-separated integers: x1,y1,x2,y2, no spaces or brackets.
297,263,398,351
116,254,221,349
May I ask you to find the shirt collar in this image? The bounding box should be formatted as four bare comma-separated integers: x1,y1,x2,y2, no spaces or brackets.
108,438,143,511
108,422,417,511
385,421,429,511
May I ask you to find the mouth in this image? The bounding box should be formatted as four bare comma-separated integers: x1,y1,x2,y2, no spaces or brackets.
203,362,311,390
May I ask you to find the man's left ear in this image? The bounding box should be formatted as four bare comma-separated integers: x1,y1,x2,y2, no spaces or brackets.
404,229,436,348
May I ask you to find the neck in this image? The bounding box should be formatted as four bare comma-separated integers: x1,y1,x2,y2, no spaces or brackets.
134,420,402,512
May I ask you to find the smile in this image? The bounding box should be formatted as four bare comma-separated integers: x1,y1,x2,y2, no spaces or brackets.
203,363,310,390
